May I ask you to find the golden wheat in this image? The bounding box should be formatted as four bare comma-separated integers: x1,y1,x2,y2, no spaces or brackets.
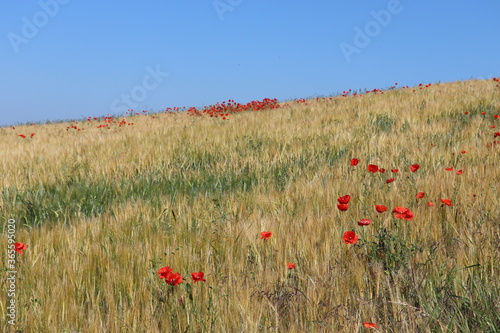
1,79,499,332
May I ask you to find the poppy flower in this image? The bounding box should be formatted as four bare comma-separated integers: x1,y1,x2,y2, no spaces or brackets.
416,192,425,199
386,178,395,184
445,167,454,171
260,231,272,239
440,199,453,206
378,168,386,173
18,134,26,138
363,322,378,328
410,164,420,172
367,164,378,173
427,202,435,206
456,170,463,175
350,158,359,166
375,205,387,213
287,262,296,269
337,195,351,204
461,151,466,154
191,272,206,283
30,133,35,138
342,231,359,245
157,266,173,279
358,219,371,226
403,210,414,220
393,207,414,221
337,204,349,211
392,206,405,213
391,169,399,173
14,243,27,254
165,272,183,286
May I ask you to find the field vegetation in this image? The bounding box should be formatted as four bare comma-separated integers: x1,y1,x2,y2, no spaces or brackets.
1,78,499,332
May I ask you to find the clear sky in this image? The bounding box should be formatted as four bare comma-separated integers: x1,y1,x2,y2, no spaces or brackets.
1,1,499,126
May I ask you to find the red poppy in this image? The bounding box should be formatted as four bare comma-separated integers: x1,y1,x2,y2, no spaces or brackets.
337,204,349,211
287,262,296,269
440,199,453,206
191,272,206,283
378,168,386,173
350,158,359,166
410,164,420,172
461,151,466,154
18,134,26,138
455,170,463,175
30,133,35,138
445,167,454,171
342,231,359,244
404,210,414,220
260,231,272,239
358,219,371,226
386,178,395,184
363,322,378,328
165,272,183,286
393,207,414,220
375,205,387,213
157,266,173,279
391,169,399,173
14,243,27,254
337,195,351,204
393,207,408,214
367,164,378,173
427,202,435,206
416,192,425,199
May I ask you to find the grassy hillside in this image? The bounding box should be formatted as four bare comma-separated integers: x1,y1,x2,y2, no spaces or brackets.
1,79,499,332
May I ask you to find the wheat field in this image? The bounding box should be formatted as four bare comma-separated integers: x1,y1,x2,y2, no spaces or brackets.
1,79,499,332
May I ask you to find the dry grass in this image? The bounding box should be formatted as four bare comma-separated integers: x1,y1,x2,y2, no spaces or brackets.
1,79,499,332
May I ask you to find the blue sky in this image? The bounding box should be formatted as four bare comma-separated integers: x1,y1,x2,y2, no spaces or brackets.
1,1,499,126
